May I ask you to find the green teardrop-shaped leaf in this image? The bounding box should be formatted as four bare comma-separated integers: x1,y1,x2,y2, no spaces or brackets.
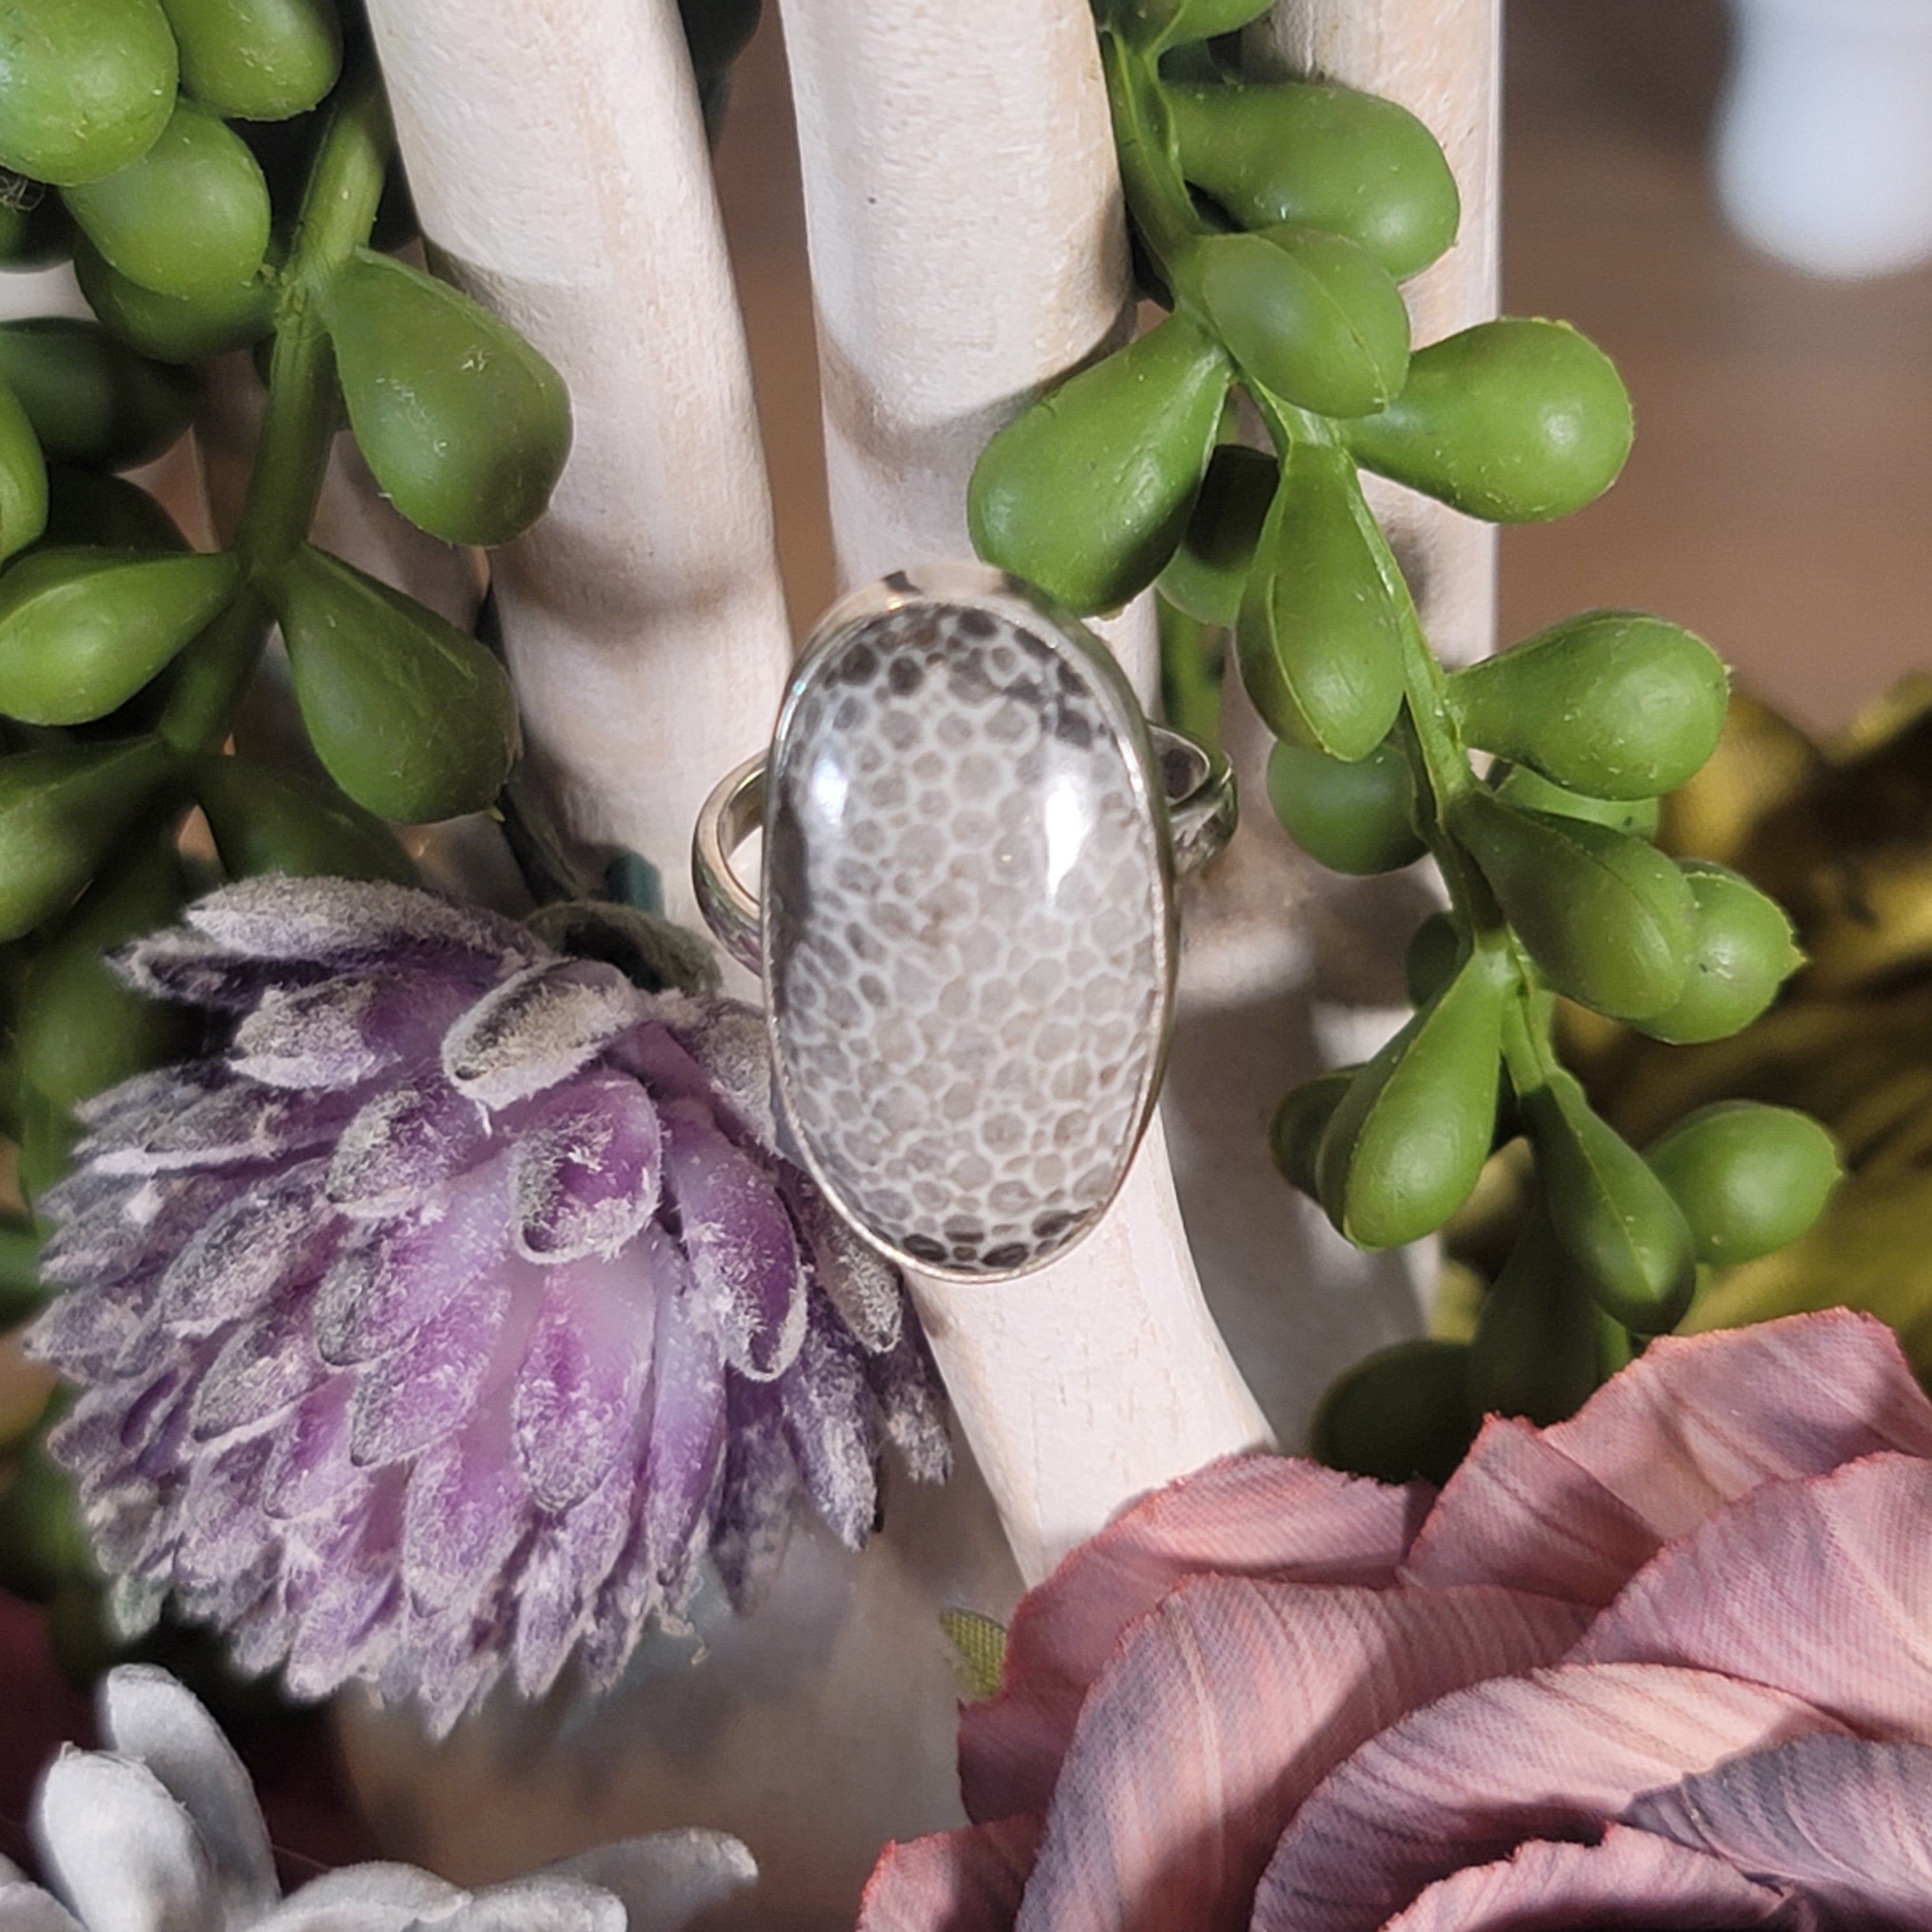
1156,441,1275,628
1185,225,1410,419
1311,1336,1475,1486
161,0,341,121
37,466,188,553
1344,318,1633,523
194,753,416,884
1235,440,1404,760
1645,1100,1842,1268
0,317,200,471
0,0,177,186
1449,789,1695,1021
0,736,172,941
276,542,519,822
62,99,272,300
1404,910,1461,1008
1166,79,1459,282
969,313,1231,614
1526,1067,1696,1333
1315,947,1509,1248
15,824,192,1115
1632,859,1802,1046
1448,610,1729,801
72,232,274,364
0,373,47,564
1099,0,1271,49
0,545,240,724
317,247,573,548
1465,1203,1604,1426
1266,733,1425,875
1268,1064,1357,1200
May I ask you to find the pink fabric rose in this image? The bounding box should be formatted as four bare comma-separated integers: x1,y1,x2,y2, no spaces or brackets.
861,1310,1932,1932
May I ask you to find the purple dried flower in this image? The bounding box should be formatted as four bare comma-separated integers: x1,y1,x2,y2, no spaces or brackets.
28,878,951,1734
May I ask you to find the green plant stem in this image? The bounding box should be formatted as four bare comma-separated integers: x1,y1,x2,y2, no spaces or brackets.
158,72,393,757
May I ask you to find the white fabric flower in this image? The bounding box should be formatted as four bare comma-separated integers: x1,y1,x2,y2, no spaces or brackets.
0,1664,754,1932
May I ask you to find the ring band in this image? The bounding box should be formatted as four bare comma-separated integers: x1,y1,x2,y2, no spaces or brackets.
692,562,1235,1282
695,724,1233,981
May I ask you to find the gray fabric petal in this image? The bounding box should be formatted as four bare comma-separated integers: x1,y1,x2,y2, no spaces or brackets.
97,1666,278,1922
32,1747,223,1932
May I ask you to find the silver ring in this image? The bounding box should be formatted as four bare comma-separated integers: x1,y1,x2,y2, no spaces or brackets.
692,562,1235,1284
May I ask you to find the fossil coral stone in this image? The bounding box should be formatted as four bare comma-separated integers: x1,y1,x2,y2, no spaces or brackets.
27,878,949,1734
766,571,1172,1278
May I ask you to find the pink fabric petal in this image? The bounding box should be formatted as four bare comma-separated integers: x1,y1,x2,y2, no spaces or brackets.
859,1816,1043,1932
512,1255,655,1512
1412,1313,1932,1608
1251,1663,1843,1932
1016,1581,1586,1932
1627,1735,1932,1926
1577,1453,1932,1738
1379,1825,1810,1932
961,1457,1430,1824
1401,1416,1660,1607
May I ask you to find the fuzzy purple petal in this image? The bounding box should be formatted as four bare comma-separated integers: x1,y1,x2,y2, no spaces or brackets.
509,1074,662,1265
512,1462,635,1698
314,1165,513,1366
636,1228,728,1581
402,1398,533,1616
660,1102,805,1380
512,1255,654,1514
776,1297,878,1550
114,927,328,1009
157,1160,337,1337
442,960,644,1109
189,1300,329,1444
347,1264,515,1466
258,1376,362,1520
325,1080,490,1218
231,970,472,1091
185,876,540,978
90,1080,358,1177
712,1377,799,1612
865,1312,953,1486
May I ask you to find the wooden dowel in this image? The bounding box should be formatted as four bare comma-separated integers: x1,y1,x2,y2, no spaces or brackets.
361,0,794,930
780,0,1271,1584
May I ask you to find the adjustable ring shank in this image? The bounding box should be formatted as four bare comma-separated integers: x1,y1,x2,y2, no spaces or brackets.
693,726,1231,981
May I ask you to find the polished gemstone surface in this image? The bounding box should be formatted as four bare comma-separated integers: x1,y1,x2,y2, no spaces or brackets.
765,575,1169,1278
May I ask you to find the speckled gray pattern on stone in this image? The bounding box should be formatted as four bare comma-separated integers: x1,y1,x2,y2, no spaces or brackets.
766,593,1166,1277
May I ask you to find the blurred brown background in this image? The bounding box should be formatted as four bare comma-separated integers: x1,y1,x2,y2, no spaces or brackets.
714,0,1932,739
